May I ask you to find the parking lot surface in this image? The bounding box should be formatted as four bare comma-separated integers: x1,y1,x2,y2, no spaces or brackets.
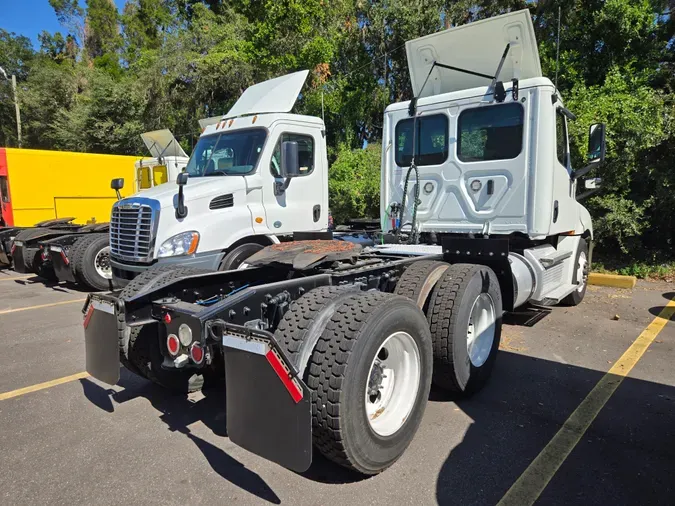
0,268,673,506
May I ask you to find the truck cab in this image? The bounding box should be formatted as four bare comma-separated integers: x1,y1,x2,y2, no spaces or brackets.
135,129,190,190
110,72,329,285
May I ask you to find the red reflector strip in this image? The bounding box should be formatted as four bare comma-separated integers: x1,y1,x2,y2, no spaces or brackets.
83,304,94,329
265,349,303,404
60,251,69,265
10,244,16,255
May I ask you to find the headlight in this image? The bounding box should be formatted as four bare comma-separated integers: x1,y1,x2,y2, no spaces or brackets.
157,231,199,258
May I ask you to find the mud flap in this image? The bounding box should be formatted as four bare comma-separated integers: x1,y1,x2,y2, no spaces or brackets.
11,242,28,273
222,328,312,473
50,246,76,283
84,296,120,385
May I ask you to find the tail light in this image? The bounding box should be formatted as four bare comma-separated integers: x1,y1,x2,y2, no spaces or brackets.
190,343,204,364
167,334,180,356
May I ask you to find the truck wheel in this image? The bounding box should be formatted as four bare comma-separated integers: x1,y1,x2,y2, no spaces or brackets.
118,264,213,392
394,260,449,310
219,243,264,271
427,264,502,395
308,292,433,474
23,247,42,275
275,285,363,375
560,239,589,306
72,234,112,291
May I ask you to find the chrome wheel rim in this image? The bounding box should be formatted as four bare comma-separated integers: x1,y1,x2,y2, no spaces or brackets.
467,293,496,367
576,250,588,293
94,246,112,279
365,331,421,437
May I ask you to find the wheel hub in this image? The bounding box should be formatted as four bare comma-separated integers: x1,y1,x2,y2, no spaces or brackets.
466,293,496,368
94,246,112,280
576,251,588,293
365,331,421,437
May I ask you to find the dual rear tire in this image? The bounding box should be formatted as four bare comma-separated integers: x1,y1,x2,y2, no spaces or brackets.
274,261,502,475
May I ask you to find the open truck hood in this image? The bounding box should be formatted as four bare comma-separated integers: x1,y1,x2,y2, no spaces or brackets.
141,129,188,158
406,9,541,98
225,70,309,119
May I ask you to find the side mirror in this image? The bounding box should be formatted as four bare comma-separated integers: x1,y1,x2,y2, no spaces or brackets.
279,141,300,178
585,177,602,190
588,123,606,163
176,172,189,186
176,172,188,218
111,178,124,200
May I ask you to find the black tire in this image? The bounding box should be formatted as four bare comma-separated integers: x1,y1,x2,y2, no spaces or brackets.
307,291,433,474
72,234,111,291
275,285,363,374
118,264,213,392
394,260,449,310
560,239,589,306
219,242,264,271
427,263,502,395
68,235,92,279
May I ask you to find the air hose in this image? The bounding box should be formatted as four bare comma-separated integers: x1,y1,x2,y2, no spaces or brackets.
398,164,420,244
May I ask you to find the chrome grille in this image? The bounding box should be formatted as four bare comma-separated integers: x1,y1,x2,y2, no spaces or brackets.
110,201,158,261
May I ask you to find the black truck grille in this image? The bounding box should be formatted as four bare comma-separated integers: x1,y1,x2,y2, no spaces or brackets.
110,203,156,261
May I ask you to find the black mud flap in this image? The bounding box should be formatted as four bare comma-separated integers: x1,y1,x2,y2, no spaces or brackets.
221,325,312,473
11,243,28,273
50,246,76,283
83,295,120,385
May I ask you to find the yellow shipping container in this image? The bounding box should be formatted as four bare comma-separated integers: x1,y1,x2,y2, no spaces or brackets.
0,148,137,227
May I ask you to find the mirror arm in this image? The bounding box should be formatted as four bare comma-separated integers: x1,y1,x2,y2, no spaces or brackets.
572,160,600,180
115,190,122,201
176,186,188,218
274,178,292,196
576,188,599,201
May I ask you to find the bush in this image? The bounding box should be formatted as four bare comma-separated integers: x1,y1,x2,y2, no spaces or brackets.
328,143,381,224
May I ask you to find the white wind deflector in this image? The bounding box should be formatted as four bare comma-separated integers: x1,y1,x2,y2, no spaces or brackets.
140,129,188,158
406,9,542,98
224,70,309,119
198,116,221,130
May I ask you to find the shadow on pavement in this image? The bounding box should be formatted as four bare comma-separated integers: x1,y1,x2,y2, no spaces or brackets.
81,369,280,504
435,351,675,506
649,306,675,319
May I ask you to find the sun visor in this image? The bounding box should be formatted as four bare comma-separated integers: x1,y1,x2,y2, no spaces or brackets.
406,9,542,97
225,70,309,119
140,129,187,159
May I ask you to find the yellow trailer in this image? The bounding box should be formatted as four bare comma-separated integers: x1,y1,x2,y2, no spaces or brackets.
0,148,137,227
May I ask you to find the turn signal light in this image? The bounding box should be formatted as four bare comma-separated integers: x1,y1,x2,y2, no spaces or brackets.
167,334,180,356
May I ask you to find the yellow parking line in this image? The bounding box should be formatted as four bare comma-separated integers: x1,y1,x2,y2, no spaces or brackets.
0,275,33,282
497,298,675,506
0,298,86,315
0,372,90,401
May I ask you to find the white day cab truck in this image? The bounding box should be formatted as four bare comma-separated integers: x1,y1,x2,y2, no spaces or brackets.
83,10,606,475
39,129,190,291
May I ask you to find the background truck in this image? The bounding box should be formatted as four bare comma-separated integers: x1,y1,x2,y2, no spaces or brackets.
109,72,329,287
83,10,606,477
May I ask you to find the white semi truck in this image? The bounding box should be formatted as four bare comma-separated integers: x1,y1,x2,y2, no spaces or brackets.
83,10,606,475
109,72,329,286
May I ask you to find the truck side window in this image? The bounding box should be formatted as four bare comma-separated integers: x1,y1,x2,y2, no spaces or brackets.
556,110,570,171
270,133,315,177
457,103,524,162
0,176,9,203
395,114,448,166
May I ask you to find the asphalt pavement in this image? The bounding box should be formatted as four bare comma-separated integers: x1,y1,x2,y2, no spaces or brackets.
0,268,673,506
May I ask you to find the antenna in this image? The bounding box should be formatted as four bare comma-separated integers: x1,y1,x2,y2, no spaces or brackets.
554,5,561,90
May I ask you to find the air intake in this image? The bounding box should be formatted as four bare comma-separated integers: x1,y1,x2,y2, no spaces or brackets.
209,194,234,210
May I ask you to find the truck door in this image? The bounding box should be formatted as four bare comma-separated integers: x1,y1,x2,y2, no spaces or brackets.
0,149,13,226
261,126,326,233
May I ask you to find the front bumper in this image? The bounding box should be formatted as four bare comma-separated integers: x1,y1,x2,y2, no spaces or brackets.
111,250,225,286
83,295,313,473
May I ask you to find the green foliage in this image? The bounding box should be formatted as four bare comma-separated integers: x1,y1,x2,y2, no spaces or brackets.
328,143,382,224
2,0,674,265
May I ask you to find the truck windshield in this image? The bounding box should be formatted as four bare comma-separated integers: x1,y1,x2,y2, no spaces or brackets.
185,128,267,177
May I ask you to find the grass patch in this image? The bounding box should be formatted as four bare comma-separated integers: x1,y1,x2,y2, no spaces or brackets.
592,252,675,280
